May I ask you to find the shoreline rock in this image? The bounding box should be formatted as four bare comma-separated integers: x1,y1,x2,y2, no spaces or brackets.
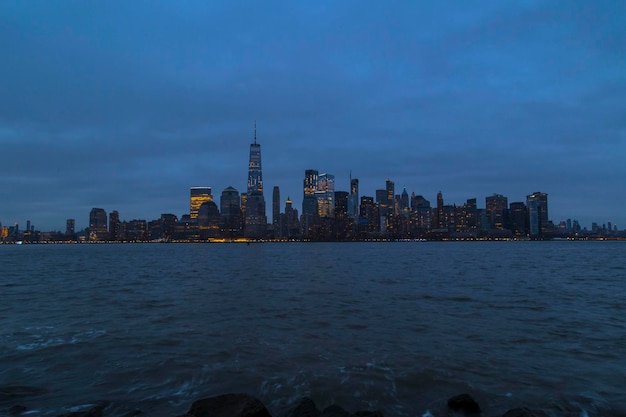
3,391,549,417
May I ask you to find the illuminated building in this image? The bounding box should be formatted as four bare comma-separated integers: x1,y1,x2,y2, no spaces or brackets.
280,197,298,238
160,213,178,240
190,187,213,219
89,208,108,241
109,210,121,241
302,169,319,216
347,176,359,221
386,179,395,215
527,192,549,237
220,186,242,237
198,201,221,239
486,193,508,230
316,173,335,217
244,125,267,238
272,186,281,234
410,194,431,234
247,122,263,195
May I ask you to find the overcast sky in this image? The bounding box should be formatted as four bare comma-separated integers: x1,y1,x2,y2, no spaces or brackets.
1,1,625,231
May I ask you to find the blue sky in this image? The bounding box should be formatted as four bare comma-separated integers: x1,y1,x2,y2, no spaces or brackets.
1,1,625,231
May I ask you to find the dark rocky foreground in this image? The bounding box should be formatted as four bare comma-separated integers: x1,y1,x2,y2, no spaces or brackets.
2,391,550,417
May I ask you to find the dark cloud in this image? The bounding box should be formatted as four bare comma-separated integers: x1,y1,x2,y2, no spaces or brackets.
1,0,624,230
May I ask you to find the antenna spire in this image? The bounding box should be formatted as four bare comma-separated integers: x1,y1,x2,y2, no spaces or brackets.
254,120,257,145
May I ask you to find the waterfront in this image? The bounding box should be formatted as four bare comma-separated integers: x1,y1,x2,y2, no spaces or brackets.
1,242,625,416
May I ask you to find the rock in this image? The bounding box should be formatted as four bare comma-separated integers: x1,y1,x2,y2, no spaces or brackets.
502,408,540,417
186,393,272,417
280,397,321,417
447,394,481,415
321,404,354,417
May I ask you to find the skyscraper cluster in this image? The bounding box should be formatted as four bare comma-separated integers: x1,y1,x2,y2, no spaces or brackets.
1,127,622,243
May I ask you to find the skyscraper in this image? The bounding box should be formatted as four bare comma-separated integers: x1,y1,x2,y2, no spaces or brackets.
244,124,267,238
272,186,280,227
486,193,508,230
109,210,121,241
66,219,75,236
302,169,319,217
316,173,335,217
247,123,263,195
347,175,359,221
220,186,242,237
190,187,212,219
89,208,107,241
527,192,548,237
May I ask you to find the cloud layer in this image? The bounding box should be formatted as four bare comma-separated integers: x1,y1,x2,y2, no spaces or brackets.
1,1,625,230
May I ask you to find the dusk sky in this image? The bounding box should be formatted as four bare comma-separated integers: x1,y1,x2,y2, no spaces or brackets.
2,1,625,231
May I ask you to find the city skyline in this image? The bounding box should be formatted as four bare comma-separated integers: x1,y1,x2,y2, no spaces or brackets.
1,2,625,230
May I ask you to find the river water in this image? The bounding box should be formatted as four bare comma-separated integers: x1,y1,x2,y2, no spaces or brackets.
1,242,625,417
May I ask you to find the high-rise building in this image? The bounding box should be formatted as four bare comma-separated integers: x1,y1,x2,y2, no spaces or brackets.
220,186,242,237
244,125,267,238
347,176,359,221
284,196,300,239
302,169,319,217
89,208,107,241
272,186,280,227
386,179,395,214
316,173,335,217
66,219,75,236
109,210,121,241
508,202,527,236
198,201,221,239
486,193,508,230
160,213,178,240
190,187,212,219
527,192,548,237
434,191,445,229
410,194,431,233
247,123,263,195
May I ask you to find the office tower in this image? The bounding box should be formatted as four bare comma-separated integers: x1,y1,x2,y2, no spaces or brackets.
272,186,280,228
434,191,445,229
316,173,335,217
486,193,508,230
66,219,75,235
89,208,107,241
284,197,300,238
375,189,387,206
508,202,528,236
347,176,359,221
190,187,212,219
302,169,319,216
386,179,395,215
457,198,477,234
109,210,121,241
359,196,379,233
247,123,263,195
400,188,409,211
410,194,431,232
244,125,267,238
527,192,549,237
160,213,178,240
125,219,148,241
220,186,242,237
198,201,221,239
334,191,349,217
